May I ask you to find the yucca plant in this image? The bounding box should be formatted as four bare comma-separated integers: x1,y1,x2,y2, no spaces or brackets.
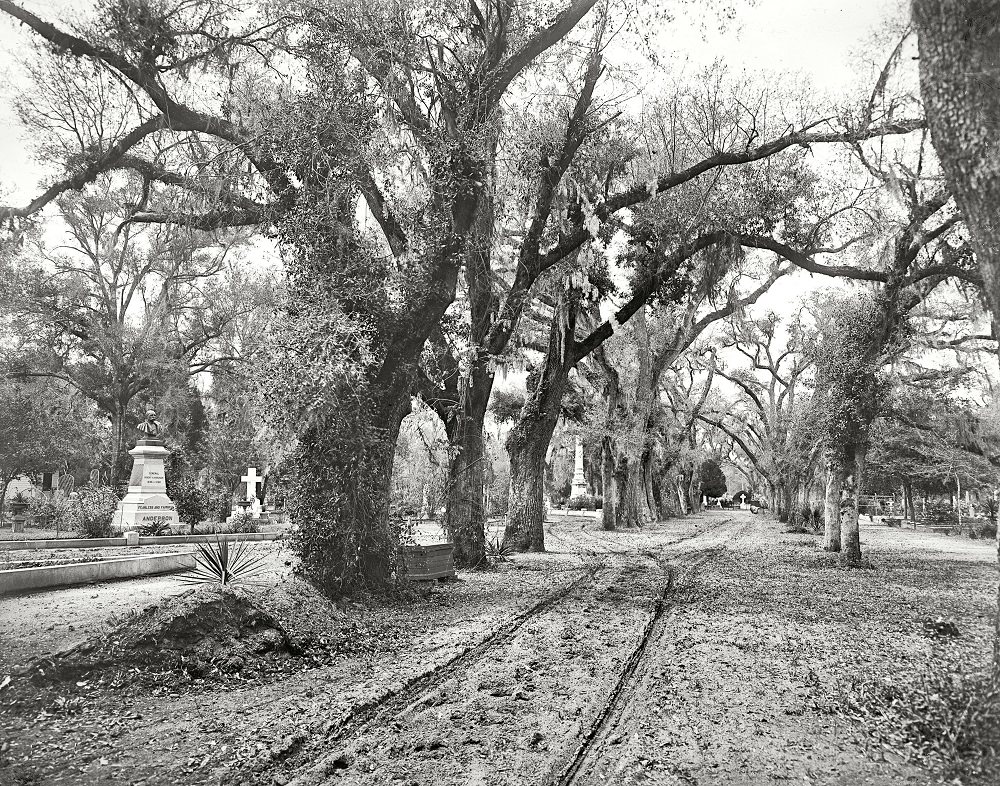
177,536,269,587
485,534,514,563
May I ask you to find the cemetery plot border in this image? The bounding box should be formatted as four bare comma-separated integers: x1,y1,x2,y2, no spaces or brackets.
0,551,196,595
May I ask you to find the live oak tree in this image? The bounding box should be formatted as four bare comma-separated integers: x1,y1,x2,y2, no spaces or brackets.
701,310,820,527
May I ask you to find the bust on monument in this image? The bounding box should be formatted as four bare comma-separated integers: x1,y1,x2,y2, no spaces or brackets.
136,409,162,443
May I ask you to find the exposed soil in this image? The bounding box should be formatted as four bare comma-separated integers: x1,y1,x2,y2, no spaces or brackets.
0,511,996,786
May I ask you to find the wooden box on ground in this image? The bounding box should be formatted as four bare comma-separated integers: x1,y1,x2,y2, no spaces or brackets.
401,543,456,581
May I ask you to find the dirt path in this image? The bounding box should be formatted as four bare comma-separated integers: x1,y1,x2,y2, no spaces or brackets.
1,512,996,785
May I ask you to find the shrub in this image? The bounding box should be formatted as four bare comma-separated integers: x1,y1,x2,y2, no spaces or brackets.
983,497,998,526
27,494,74,531
206,489,236,522
72,484,119,538
225,511,260,534
169,476,209,532
567,494,603,511
840,660,1000,779
485,534,514,563
922,500,958,528
137,516,172,536
969,520,997,540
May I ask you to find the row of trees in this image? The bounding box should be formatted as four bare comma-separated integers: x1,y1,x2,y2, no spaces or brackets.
0,0,997,600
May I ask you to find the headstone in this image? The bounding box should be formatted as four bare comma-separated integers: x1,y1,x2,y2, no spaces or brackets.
419,484,430,519
197,467,210,489
569,436,587,499
738,492,748,509
242,467,263,519
89,469,100,486
227,467,263,522
57,474,75,497
112,413,179,531
41,472,56,492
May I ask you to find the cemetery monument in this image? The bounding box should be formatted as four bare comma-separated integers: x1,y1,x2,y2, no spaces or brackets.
570,435,587,499
112,409,180,531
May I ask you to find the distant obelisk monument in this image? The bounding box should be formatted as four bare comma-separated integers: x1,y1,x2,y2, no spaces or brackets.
112,409,180,531
570,435,587,498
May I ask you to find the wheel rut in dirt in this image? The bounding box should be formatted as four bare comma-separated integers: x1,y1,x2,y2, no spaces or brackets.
259,517,747,786
238,562,603,783
549,517,750,786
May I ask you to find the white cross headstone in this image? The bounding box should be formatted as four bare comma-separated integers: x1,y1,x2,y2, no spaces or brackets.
241,467,263,519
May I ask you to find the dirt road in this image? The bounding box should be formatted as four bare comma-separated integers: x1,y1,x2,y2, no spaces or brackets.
1,511,995,785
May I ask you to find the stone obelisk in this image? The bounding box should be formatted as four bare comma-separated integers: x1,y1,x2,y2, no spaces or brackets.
570,435,587,498
113,409,179,531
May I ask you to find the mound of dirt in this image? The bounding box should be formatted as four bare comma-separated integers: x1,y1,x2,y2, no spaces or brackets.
29,585,302,684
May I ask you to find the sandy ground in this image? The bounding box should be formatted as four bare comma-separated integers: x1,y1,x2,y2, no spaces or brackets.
0,512,996,786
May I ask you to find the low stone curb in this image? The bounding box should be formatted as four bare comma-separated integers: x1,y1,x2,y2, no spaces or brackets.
0,532,284,552
0,551,197,595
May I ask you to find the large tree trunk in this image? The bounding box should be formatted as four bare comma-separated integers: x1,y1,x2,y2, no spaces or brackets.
444,356,492,567
913,0,1000,320
289,385,412,595
779,484,793,524
824,449,844,551
840,443,867,566
0,472,11,527
913,0,1000,683
601,437,618,531
643,449,659,520
505,420,552,552
110,406,128,486
504,289,579,551
612,309,657,528
621,454,652,528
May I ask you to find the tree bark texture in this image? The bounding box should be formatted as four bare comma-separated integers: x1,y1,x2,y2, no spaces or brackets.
504,289,580,551
444,354,493,567
839,444,867,566
913,0,1000,318
601,436,618,531
824,450,844,552
289,386,412,595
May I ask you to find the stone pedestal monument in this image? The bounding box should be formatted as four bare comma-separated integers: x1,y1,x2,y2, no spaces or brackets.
113,410,180,531
570,435,587,499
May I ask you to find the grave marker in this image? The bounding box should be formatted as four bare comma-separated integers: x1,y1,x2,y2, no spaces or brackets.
112,409,180,531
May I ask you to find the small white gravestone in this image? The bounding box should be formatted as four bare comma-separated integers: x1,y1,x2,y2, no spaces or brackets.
738,492,748,510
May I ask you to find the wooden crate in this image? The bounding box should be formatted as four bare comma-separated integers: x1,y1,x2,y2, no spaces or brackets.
401,543,456,581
